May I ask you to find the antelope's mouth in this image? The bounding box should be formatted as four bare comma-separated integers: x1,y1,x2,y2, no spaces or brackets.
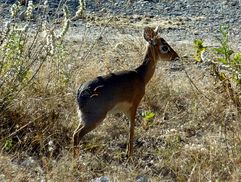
169,58,184,72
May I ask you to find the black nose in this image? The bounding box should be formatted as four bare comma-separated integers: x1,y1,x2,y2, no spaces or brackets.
173,57,180,61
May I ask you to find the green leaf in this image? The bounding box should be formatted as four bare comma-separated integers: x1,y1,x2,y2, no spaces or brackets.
142,111,155,121
227,50,234,57
214,47,226,55
217,57,227,64
3,138,13,150
193,39,207,62
233,53,241,64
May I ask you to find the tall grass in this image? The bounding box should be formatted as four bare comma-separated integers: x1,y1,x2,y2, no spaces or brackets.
0,0,74,157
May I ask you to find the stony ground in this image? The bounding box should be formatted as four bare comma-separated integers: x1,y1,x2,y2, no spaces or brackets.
1,0,241,45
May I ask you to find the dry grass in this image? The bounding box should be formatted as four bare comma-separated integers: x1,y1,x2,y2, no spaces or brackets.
1,21,241,182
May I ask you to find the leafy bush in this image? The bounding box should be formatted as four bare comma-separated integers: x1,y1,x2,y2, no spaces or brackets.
194,26,241,83
193,26,240,111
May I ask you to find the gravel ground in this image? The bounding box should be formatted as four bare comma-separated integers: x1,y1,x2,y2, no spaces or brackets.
1,0,241,46
85,0,241,45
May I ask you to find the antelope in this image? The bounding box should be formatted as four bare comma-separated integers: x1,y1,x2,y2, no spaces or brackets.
73,26,179,157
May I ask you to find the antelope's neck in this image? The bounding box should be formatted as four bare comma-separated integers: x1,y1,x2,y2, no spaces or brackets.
136,45,158,85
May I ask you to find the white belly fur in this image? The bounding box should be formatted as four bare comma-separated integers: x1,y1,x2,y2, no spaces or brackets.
109,102,133,115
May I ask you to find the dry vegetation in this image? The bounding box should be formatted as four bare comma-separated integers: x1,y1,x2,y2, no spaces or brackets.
1,1,241,182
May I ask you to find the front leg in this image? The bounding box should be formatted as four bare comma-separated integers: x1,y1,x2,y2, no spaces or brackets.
127,106,137,157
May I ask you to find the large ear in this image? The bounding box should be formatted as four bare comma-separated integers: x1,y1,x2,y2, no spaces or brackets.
144,27,156,42
154,25,161,34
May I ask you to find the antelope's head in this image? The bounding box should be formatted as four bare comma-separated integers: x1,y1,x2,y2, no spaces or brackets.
144,26,179,61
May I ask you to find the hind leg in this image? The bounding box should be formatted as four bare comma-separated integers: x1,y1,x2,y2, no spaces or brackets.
73,124,91,146
72,124,88,157
73,112,106,156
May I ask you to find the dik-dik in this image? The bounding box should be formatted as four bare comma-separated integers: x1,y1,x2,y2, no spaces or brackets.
73,26,179,157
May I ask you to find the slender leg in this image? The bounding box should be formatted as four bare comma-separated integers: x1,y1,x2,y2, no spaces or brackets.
127,106,137,157
73,122,83,146
73,124,100,157
73,125,92,146
73,124,93,157
73,112,106,157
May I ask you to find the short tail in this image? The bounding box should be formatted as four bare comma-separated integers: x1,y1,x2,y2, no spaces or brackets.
76,85,91,109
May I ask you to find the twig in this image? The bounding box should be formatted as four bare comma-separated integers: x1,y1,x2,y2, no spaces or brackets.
1,114,45,143
6,121,34,139
180,59,212,101
187,164,197,182
179,58,221,124
162,101,169,121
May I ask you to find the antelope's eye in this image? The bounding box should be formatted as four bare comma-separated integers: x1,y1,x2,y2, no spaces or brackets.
160,45,169,53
